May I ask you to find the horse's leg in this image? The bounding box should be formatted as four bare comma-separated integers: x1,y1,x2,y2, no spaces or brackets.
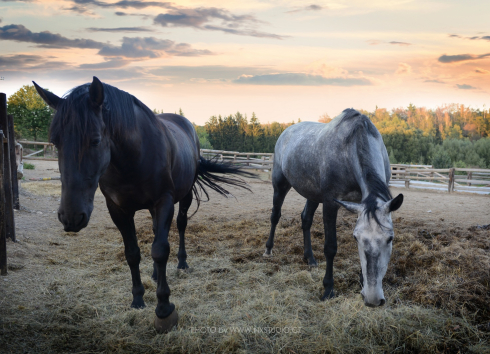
151,193,179,333
264,169,291,257
176,191,192,270
301,199,319,267
149,208,158,281
321,202,339,300
105,199,145,308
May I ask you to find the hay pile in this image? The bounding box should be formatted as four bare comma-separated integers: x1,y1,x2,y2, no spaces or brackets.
1,199,489,353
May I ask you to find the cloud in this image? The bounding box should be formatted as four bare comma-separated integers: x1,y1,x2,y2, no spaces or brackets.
87,27,153,32
456,84,477,90
70,0,174,9
153,6,286,39
64,5,96,15
0,24,105,49
367,40,411,46
98,36,213,58
449,33,490,42
233,73,372,86
114,11,151,19
388,41,411,46
66,0,286,39
395,63,411,75
438,53,490,63
424,79,445,84
79,58,130,69
0,24,210,59
150,65,273,81
0,54,70,71
286,4,323,14
0,54,42,68
200,25,286,39
475,68,490,74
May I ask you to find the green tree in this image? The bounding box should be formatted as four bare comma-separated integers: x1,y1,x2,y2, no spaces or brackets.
8,85,53,141
432,147,452,168
193,123,213,149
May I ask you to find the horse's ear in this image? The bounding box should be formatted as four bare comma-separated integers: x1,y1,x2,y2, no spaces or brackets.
382,194,404,213
89,76,104,108
32,81,62,110
334,199,363,214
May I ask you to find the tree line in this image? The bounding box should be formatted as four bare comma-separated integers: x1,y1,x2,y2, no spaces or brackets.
203,104,490,168
6,85,490,168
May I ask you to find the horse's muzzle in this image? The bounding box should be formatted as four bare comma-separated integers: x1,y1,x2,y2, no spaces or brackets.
58,211,89,232
361,292,386,307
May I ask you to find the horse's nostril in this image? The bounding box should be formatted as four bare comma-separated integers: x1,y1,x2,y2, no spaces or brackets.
76,213,87,227
379,299,386,306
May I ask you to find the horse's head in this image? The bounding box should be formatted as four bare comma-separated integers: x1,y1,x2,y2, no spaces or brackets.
33,77,111,232
335,194,403,307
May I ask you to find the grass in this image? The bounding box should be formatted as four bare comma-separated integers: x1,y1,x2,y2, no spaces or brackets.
1,199,489,353
24,162,35,170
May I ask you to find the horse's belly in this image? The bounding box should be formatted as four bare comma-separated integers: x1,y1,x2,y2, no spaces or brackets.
282,165,323,203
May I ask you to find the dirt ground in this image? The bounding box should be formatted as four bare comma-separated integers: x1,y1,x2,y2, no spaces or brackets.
1,160,489,353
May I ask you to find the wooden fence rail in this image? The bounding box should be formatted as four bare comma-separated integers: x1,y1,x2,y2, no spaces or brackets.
200,149,274,171
0,129,6,275
18,140,56,160
0,93,18,276
390,164,490,193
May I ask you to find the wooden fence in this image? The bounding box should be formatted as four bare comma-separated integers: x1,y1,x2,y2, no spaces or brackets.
390,164,490,193
16,143,490,194
200,149,274,171
18,140,57,161
0,93,18,276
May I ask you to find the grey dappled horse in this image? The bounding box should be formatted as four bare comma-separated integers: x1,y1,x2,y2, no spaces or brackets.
264,109,403,307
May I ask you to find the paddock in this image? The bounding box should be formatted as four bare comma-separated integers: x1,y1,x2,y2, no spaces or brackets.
0,160,489,353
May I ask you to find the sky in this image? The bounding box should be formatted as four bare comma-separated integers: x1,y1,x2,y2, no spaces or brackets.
1,0,489,125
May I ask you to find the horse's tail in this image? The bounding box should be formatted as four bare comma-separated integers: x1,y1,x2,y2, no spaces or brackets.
189,155,257,217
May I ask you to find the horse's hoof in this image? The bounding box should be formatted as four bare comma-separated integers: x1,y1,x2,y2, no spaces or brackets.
177,262,189,270
263,249,272,257
304,257,318,267
154,310,179,334
321,290,335,301
130,299,146,309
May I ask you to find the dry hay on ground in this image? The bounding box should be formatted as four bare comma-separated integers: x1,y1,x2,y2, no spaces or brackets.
1,183,489,353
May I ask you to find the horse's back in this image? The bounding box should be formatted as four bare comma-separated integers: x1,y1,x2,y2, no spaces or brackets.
157,114,199,150
274,110,389,201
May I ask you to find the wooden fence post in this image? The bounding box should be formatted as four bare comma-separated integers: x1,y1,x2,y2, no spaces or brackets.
0,93,15,242
0,129,6,275
448,168,455,193
7,115,19,209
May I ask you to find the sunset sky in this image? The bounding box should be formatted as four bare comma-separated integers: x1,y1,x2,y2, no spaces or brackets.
1,0,489,125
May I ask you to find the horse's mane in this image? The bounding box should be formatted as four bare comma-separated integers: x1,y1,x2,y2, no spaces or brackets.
338,108,392,226
49,82,158,156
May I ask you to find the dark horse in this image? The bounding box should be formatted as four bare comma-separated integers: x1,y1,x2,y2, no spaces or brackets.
34,77,253,333
264,109,403,307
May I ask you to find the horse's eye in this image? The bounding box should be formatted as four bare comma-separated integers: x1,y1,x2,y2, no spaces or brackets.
91,138,101,147
387,236,394,244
